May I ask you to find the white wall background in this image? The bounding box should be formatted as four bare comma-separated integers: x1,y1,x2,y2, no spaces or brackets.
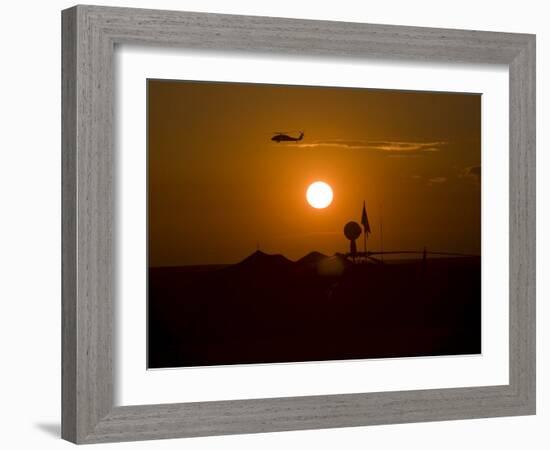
0,0,546,448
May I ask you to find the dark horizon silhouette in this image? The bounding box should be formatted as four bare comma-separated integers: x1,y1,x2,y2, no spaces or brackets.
148,248,481,368
149,246,480,269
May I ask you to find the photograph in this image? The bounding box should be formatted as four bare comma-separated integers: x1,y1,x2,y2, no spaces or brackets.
147,79,482,368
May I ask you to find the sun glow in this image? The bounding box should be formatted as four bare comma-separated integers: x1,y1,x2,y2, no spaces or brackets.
306,181,333,209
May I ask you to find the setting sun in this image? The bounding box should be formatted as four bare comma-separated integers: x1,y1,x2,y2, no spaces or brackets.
306,181,333,209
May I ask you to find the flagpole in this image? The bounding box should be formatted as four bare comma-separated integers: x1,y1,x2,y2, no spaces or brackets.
361,200,368,257
380,202,384,262
363,225,366,254
361,201,364,256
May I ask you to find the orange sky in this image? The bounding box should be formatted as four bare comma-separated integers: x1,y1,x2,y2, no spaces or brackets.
148,79,481,267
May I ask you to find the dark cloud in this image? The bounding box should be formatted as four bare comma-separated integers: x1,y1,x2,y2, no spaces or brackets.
461,165,481,182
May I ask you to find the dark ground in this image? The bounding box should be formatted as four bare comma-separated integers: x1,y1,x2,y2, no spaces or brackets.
148,251,481,368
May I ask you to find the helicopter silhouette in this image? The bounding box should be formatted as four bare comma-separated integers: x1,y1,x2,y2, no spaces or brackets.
271,131,304,143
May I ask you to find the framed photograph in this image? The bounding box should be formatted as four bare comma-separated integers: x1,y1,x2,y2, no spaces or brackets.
62,5,535,444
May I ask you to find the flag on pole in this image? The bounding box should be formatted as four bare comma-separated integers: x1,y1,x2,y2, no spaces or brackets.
361,201,371,237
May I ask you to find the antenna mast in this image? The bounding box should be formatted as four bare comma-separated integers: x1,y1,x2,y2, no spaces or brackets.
380,203,384,262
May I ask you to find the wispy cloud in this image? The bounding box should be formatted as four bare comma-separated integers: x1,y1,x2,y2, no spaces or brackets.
428,177,447,185
460,165,481,182
288,139,447,155
412,165,480,187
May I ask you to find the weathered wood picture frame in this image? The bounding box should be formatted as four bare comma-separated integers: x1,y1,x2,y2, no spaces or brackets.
62,5,536,444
